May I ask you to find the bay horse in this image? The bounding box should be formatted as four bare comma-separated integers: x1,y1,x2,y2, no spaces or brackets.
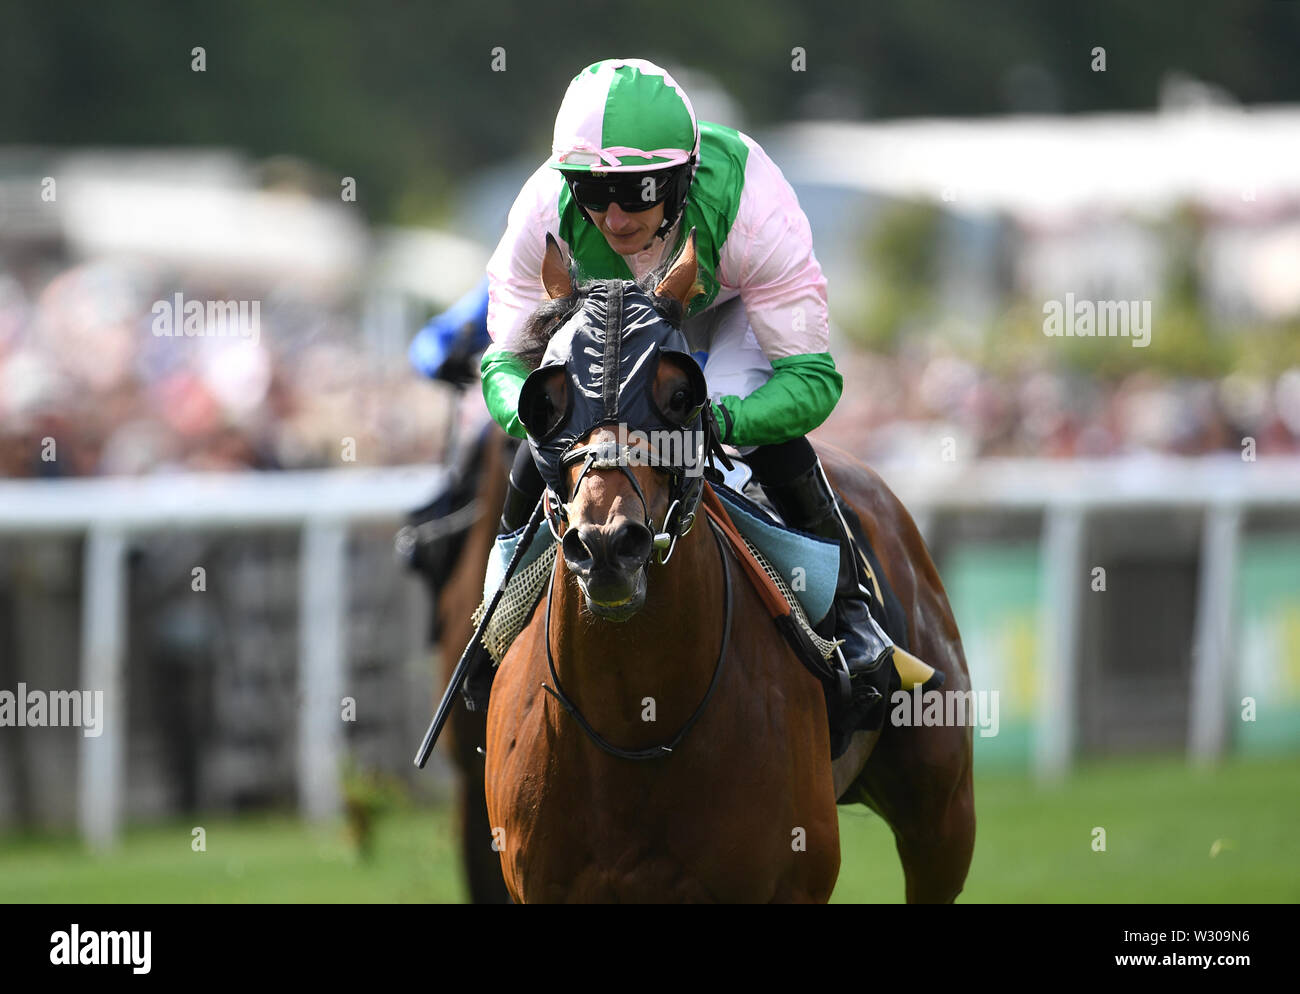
483,234,974,902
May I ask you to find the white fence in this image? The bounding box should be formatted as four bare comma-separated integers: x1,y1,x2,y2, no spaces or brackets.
1,455,1297,847
0,466,446,849
891,455,1300,781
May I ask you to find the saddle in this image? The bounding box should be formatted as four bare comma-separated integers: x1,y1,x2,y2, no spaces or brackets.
712,458,909,648
700,475,941,753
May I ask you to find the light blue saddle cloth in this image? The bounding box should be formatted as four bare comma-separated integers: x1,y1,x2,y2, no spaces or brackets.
482,482,840,626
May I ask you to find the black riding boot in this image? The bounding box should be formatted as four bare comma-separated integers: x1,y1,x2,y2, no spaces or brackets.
759,458,896,738
462,446,546,713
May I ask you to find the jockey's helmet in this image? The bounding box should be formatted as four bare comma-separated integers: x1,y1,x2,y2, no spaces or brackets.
549,58,699,238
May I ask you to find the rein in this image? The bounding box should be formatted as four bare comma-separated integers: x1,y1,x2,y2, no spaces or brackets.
539,515,734,761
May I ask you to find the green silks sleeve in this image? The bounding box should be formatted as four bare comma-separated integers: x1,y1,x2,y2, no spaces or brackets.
480,346,531,440
711,352,844,448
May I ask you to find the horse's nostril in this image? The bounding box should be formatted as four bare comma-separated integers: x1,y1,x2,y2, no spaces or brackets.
613,520,653,567
562,527,595,571
562,521,651,574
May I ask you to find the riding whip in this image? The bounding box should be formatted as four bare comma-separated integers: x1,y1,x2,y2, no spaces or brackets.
413,494,548,769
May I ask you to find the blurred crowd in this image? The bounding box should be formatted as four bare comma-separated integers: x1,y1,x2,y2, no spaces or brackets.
0,259,451,478
819,344,1300,464
2,259,1298,479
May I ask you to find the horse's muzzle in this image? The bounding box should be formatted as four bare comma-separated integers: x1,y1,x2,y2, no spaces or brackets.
561,519,652,621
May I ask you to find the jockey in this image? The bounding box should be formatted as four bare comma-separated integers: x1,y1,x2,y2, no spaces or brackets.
474,57,895,733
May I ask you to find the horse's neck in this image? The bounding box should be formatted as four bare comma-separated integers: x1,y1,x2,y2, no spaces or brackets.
548,523,724,736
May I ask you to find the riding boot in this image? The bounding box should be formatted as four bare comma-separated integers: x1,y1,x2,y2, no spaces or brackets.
759,459,896,742
497,465,542,536
463,455,546,713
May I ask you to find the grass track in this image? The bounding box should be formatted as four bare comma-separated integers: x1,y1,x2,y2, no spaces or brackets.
2,755,1295,903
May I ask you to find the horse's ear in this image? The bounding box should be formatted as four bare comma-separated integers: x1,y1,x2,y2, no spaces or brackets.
541,233,574,300
654,228,699,308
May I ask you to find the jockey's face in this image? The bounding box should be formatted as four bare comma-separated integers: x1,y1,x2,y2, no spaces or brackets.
586,201,665,255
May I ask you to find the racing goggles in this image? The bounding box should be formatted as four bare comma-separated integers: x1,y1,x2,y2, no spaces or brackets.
566,168,678,214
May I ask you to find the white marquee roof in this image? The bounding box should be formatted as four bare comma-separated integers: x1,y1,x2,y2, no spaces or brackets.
767,105,1300,221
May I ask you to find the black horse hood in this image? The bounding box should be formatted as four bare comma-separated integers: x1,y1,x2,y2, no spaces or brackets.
518,279,707,498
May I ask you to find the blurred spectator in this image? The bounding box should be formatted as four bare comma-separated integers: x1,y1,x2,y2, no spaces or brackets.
818,342,1300,464
0,259,452,477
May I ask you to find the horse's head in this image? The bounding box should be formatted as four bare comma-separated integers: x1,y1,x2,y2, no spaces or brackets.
517,231,710,621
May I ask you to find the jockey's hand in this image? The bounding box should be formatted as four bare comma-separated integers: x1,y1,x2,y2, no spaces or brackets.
436,322,483,387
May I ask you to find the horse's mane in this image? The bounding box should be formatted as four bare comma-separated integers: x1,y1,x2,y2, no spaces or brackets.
514,259,689,370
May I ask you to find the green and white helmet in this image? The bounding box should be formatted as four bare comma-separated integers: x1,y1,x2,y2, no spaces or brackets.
549,58,700,174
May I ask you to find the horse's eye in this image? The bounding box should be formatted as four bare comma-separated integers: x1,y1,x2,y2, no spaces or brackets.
521,367,569,439
543,384,566,433
653,355,699,426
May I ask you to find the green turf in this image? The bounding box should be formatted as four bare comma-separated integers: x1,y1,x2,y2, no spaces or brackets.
1,755,1296,903
831,753,1300,903
0,808,467,904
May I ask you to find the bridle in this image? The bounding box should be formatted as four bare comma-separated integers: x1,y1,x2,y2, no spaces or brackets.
542,436,699,565
535,386,727,762
524,276,731,758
